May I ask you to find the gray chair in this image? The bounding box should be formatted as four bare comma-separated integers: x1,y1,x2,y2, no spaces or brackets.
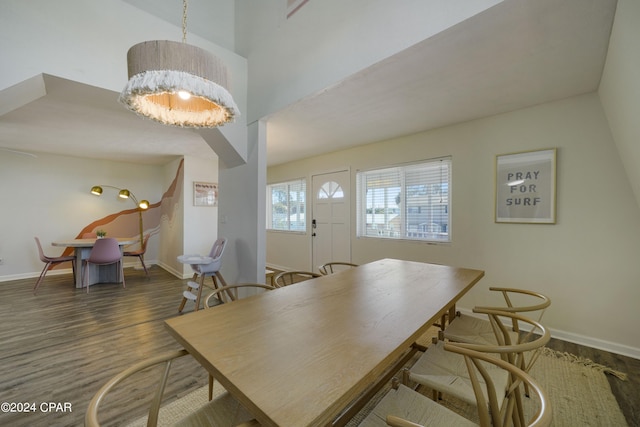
85,349,259,427
33,237,76,294
83,237,125,293
178,237,228,312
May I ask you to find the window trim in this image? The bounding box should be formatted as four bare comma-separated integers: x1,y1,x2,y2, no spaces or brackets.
356,157,452,243
266,178,307,233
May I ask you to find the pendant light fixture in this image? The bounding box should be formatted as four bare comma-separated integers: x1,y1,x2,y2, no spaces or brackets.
119,0,239,128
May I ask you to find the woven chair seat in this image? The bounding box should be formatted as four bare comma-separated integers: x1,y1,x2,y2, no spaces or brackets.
358,383,475,427
176,391,256,427
407,340,509,408
444,314,520,345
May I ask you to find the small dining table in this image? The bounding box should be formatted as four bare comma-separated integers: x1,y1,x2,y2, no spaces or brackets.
165,258,484,426
51,238,136,288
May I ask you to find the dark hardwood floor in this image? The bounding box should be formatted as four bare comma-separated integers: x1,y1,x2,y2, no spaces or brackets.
0,267,638,426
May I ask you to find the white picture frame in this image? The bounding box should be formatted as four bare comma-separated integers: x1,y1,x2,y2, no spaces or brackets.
495,148,556,224
194,182,218,207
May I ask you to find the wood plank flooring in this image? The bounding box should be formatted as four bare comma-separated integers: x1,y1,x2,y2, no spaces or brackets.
0,267,638,426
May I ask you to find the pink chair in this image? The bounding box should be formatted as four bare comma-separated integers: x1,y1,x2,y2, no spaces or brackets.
178,237,228,312
123,234,149,276
83,238,125,293
34,237,76,295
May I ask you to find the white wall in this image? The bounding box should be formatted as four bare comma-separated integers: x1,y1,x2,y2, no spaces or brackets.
218,121,268,284
599,0,640,210
158,158,186,279
236,0,502,123
181,155,219,276
267,93,640,358
0,152,165,280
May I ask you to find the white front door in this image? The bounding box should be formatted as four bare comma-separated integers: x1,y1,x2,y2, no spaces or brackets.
312,170,351,271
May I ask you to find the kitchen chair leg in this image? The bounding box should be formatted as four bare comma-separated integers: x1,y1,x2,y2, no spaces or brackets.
178,273,199,313
194,272,206,312
208,375,214,401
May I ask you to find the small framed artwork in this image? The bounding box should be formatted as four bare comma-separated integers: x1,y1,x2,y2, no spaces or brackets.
194,182,218,207
495,148,556,224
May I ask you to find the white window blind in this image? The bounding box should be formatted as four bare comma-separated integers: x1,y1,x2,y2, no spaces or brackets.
356,157,451,242
266,179,306,232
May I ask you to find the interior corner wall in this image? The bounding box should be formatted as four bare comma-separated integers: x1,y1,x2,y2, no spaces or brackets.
599,0,640,211
266,93,640,357
158,158,185,278
181,155,219,278
218,121,267,285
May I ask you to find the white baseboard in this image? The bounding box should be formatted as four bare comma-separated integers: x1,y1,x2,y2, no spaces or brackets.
455,308,640,360
156,261,189,279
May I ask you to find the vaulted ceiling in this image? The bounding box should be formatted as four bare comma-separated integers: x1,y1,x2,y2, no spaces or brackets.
0,0,617,166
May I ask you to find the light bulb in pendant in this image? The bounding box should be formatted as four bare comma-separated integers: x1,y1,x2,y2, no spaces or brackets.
178,90,191,100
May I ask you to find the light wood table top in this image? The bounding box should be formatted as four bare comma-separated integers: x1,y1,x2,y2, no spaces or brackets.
165,258,484,426
51,237,136,247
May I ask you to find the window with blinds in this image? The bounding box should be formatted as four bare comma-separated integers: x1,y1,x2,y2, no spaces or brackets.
266,179,306,232
356,157,451,242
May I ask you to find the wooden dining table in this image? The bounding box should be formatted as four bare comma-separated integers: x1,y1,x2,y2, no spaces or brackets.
165,258,484,427
51,238,136,288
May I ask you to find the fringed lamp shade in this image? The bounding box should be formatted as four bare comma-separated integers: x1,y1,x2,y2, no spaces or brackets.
119,40,240,128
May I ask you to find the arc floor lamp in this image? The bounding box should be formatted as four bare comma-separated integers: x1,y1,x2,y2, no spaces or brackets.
90,185,149,250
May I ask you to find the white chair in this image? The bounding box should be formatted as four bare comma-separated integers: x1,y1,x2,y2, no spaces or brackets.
85,349,259,427
358,343,552,427
178,237,228,312
33,237,76,294
403,309,550,422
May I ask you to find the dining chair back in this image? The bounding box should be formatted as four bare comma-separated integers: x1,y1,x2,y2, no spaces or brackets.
85,349,259,427
123,234,150,276
444,287,551,345
318,261,358,275
361,343,552,427
273,271,321,287
178,237,229,312
404,309,550,424
204,283,276,308
33,237,76,295
84,237,124,293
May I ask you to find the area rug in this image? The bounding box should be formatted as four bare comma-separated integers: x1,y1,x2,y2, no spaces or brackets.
126,348,628,427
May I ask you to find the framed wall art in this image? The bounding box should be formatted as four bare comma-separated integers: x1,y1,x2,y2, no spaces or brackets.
194,181,218,207
495,148,556,224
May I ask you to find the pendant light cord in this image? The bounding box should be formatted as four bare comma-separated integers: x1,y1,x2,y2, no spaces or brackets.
182,0,188,43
